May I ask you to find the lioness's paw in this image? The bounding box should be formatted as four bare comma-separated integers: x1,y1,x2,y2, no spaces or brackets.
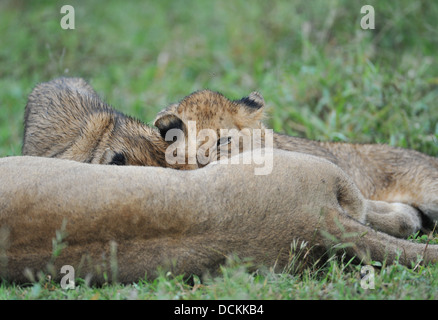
365,200,422,238
389,203,422,237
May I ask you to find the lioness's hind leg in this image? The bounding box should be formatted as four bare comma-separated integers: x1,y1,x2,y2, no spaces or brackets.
364,200,422,238
382,178,438,227
376,148,438,225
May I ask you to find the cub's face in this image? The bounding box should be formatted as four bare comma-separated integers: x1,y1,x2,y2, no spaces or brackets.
154,90,266,167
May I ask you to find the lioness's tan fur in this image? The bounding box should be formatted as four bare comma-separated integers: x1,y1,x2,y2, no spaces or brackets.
154,90,438,235
0,151,436,284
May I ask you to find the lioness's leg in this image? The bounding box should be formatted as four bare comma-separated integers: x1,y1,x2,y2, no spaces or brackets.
372,150,438,226
326,143,438,227
364,200,422,238
379,162,438,226
305,151,423,238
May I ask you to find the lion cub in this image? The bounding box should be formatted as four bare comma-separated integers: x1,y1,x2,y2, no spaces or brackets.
154,90,438,230
22,77,195,169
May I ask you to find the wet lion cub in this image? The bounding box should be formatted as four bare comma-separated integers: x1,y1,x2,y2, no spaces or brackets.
22,77,195,169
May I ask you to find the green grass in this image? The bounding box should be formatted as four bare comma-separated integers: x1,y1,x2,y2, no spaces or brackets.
2,251,438,300
0,0,437,300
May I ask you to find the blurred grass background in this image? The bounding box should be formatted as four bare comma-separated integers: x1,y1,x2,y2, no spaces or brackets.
0,0,437,157
1,0,438,299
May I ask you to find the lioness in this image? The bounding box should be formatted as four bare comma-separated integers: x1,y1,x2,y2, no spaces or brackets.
154,90,438,232
0,151,436,284
22,77,195,169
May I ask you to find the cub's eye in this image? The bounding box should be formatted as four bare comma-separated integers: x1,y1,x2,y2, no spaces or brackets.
217,136,232,147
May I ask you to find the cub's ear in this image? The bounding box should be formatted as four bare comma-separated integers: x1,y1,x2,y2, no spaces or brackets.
235,91,265,111
234,91,265,122
154,106,187,140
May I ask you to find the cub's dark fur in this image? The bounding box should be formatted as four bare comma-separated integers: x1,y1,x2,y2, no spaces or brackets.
22,77,191,168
